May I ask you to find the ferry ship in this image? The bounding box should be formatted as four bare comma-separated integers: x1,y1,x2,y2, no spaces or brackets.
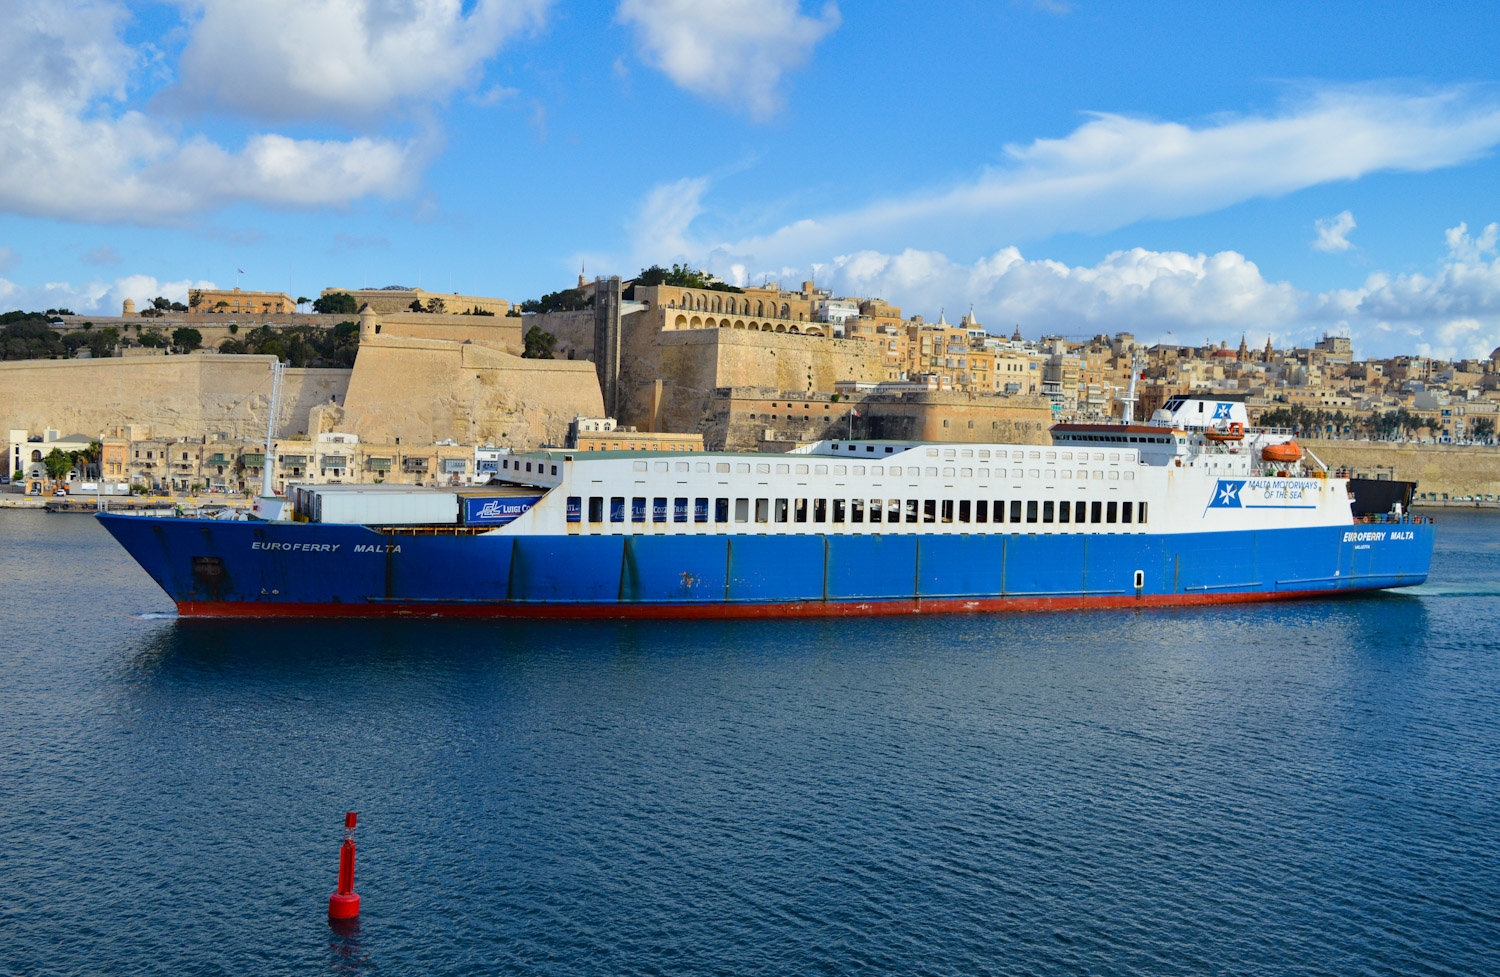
97,395,1433,618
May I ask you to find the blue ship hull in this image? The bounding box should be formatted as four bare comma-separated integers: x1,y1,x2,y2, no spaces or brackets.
97,513,1434,618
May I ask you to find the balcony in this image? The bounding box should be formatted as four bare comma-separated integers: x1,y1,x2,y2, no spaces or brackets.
366,457,392,471
402,459,429,473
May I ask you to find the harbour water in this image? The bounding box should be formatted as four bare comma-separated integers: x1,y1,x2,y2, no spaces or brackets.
2,509,1497,975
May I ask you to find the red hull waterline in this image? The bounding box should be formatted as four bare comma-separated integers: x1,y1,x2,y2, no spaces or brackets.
174,587,1373,619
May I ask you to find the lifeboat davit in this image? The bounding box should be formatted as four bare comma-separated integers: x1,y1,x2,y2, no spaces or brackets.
1204,422,1244,442
1262,441,1303,464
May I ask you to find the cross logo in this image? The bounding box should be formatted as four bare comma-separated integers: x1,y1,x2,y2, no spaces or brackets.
1208,479,1246,508
1214,403,1233,420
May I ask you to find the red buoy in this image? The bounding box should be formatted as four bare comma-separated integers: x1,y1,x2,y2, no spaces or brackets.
328,812,361,919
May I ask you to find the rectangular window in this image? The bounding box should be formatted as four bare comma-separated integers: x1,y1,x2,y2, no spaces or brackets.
674,497,689,523
632,497,647,523
814,498,827,522
610,497,626,523
851,499,865,523
1122,501,1133,524
566,496,581,523
1138,501,1148,524
1107,501,1118,523
695,498,709,523
906,499,919,524
959,500,971,523
794,499,808,523
832,498,846,522
975,500,988,524
1058,500,1070,524
715,498,729,523
774,498,789,523
870,499,883,524
1042,500,1054,523
923,500,937,523
755,498,770,523
734,498,749,522
1075,501,1086,524
1026,500,1038,524
588,496,604,522
653,497,668,523
1010,500,1022,523
1091,500,1102,524
888,499,901,523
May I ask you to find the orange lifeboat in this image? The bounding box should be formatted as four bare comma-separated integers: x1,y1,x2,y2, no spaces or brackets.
1262,441,1303,464
1204,421,1244,442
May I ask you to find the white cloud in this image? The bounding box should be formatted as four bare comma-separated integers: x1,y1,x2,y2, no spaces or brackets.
170,0,552,122
1310,221,1500,359
1313,210,1356,252
679,86,1500,266
0,0,425,223
0,273,211,317
83,245,122,266
617,0,840,120
684,219,1500,361
803,246,1303,349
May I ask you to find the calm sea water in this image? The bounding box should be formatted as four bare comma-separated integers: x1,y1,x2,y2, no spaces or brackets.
2,508,1498,976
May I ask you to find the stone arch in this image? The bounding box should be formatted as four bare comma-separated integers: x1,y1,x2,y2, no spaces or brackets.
756,300,765,316
674,314,688,329
806,327,823,337
711,296,721,312
774,323,786,333
31,449,42,462
733,319,746,330
690,315,703,328
780,303,790,318
788,325,800,334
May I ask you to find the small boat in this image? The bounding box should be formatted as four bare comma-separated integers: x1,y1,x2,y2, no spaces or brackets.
1204,422,1244,442
1262,441,1304,464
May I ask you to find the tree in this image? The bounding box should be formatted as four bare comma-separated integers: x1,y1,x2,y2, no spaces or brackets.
296,296,310,308
313,292,357,315
172,327,203,351
520,287,592,314
43,448,71,483
634,263,744,292
138,327,168,348
151,296,171,311
523,325,556,359
408,299,424,312
424,297,446,314
1470,417,1495,441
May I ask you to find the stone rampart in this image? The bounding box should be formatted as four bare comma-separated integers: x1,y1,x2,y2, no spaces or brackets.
1303,438,1500,498
0,354,346,440
338,335,602,446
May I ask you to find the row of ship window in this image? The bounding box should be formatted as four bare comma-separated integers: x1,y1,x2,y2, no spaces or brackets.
627,450,1127,477
567,496,1147,528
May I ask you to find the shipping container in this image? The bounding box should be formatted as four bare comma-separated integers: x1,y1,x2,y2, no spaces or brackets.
461,494,542,526
305,486,459,525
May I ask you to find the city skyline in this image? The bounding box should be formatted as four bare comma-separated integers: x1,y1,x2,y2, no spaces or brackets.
1,1,1498,360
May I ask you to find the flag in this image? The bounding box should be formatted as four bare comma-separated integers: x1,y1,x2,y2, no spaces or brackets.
851,409,860,417
237,268,245,274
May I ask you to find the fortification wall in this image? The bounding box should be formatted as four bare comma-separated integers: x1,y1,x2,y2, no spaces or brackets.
706,388,1058,451
338,336,603,446
0,355,346,440
1303,438,1500,498
614,325,886,436
361,311,523,351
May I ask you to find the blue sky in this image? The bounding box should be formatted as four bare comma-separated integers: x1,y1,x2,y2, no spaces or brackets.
2,0,1499,359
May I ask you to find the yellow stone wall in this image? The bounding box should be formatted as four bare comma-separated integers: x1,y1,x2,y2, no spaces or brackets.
0,355,347,441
